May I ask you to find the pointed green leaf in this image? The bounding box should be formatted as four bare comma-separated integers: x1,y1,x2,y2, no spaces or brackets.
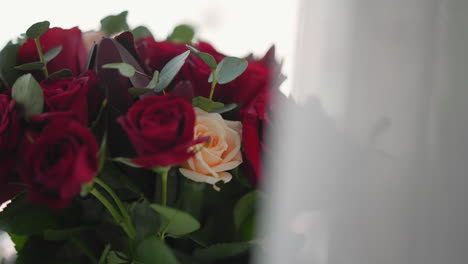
192,96,224,113
100,11,129,35
12,74,44,116
215,57,248,84
132,26,153,41
43,46,62,62
102,62,136,77
167,24,195,44
186,45,217,70
154,50,190,92
14,62,45,71
48,69,72,79
146,70,159,89
107,251,129,264
135,236,179,264
26,21,50,39
150,204,200,236
98,244,111,264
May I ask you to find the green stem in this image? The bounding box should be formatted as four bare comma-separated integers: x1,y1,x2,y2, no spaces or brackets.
153,167,171,206
34,38,48,78
71,236,98,264
94,178,136,239
209,71,217,100
90,188,133,239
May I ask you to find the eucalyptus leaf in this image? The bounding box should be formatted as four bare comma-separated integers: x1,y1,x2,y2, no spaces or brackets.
132,26,153,41
26,21,50,39
208,71,213,83
100,11,129,35
0,43,21,86
11,73,44,116
48,69,72,79
193,242,252,261
135,236,179,264
233,191,258,229
43,46,62,62
210,103,238,114
154,50,190,92
167,24,195,44
146,70,159,89
192,96,224,113
216,57,248,84
102,62,136,77
14,62,45,71
150,204,200,236
129,87,152,97
186,45,217,70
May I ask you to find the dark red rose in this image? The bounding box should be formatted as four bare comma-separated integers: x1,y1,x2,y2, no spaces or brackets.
17,27,87,78
21,114,98,209
40,70,97,125
118,95,203,168
0,95,23,204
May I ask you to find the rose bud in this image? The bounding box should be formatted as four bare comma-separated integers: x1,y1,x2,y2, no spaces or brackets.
118,95,204,168
179,108,243,191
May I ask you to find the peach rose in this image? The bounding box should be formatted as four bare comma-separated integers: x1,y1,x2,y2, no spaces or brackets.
179,108,242,190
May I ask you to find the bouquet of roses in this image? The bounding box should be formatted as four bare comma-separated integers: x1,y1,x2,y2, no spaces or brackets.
0,11,284,264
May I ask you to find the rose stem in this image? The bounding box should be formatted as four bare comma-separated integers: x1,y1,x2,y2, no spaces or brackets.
208,71,217,100
90,188,135,240
94,177,135,240
153,167,171,206
34,38,49,78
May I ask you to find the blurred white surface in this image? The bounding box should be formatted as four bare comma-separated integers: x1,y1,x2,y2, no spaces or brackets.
0,0,299,94
259,0,468,264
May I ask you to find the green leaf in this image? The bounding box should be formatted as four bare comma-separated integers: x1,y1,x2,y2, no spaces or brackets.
102,62,136,77
0,43,21,86
9,233,28,252
167,24,195,44
154,50,190,92
26,21,50,39
193,242,251,261
132,26,153,41
11,73,44,116
146,70,159,89
48,68,72,79
150,204,200,236
135,236,179,264
0,195,57,235
215,57,248,84
100,11,130,35
107,251,129,264
129,87,152,97
131,201,161,243
98,244,111,264
192,96,224,112
186,45,217,70
111,157,142,168
14,62,45,71
233,191,258,230
43,226,93,241
210,103,238,114
43,46,62,62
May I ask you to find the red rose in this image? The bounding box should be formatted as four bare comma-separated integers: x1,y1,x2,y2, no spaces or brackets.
118,95,203,168
0,95,23,204
40,70,97,125
17,27,87,78
21,114,99,208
